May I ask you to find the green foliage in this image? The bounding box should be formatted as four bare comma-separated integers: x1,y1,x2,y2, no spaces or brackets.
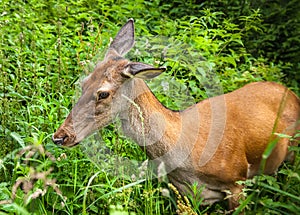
185,182,208,215
237,160,300,214
161,0,300,93
202,0,300,93
0,0,299,214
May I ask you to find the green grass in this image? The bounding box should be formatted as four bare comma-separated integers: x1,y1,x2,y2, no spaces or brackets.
1,0,300,214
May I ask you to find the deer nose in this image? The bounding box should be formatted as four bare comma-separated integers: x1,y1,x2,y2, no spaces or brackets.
52,135,67,145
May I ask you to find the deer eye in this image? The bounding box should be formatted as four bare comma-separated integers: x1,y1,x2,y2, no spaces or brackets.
97,91,110,100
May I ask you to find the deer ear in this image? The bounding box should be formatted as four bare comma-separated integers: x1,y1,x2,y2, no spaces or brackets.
109,18,135,56
122,62,166,79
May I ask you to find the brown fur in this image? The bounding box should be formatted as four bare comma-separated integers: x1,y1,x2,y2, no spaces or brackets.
53,19,300,209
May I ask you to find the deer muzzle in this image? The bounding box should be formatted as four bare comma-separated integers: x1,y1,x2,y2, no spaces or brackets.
52,122,78,147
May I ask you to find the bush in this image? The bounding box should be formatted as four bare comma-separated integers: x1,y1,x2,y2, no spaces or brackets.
0,0,299,214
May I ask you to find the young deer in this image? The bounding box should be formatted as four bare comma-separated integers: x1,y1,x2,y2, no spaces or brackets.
53,19,300,209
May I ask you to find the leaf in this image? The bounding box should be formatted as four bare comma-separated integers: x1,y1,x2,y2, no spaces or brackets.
274,133,292,139
9,132,25,148
258,182,300,202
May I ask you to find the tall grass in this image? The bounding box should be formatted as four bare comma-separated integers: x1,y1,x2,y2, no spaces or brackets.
0,0,299,214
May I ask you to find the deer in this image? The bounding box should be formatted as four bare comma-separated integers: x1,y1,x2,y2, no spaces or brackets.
52,19,300,209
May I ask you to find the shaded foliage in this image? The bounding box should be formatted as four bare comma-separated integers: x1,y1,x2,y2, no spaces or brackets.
161,0,300,92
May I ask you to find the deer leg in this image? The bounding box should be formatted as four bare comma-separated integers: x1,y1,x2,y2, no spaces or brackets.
227,184,244,210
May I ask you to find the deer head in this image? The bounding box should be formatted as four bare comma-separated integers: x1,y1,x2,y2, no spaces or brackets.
52,19,165,147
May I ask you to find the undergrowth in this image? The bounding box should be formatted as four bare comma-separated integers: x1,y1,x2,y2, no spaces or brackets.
1,0,299,214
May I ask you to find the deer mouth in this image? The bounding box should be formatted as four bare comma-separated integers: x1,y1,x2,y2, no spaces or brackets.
52,134,78,147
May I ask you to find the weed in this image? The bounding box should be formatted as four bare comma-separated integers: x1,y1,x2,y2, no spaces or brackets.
0,0,299,214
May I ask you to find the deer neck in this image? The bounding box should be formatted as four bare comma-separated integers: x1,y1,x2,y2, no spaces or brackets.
118,78,180,159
